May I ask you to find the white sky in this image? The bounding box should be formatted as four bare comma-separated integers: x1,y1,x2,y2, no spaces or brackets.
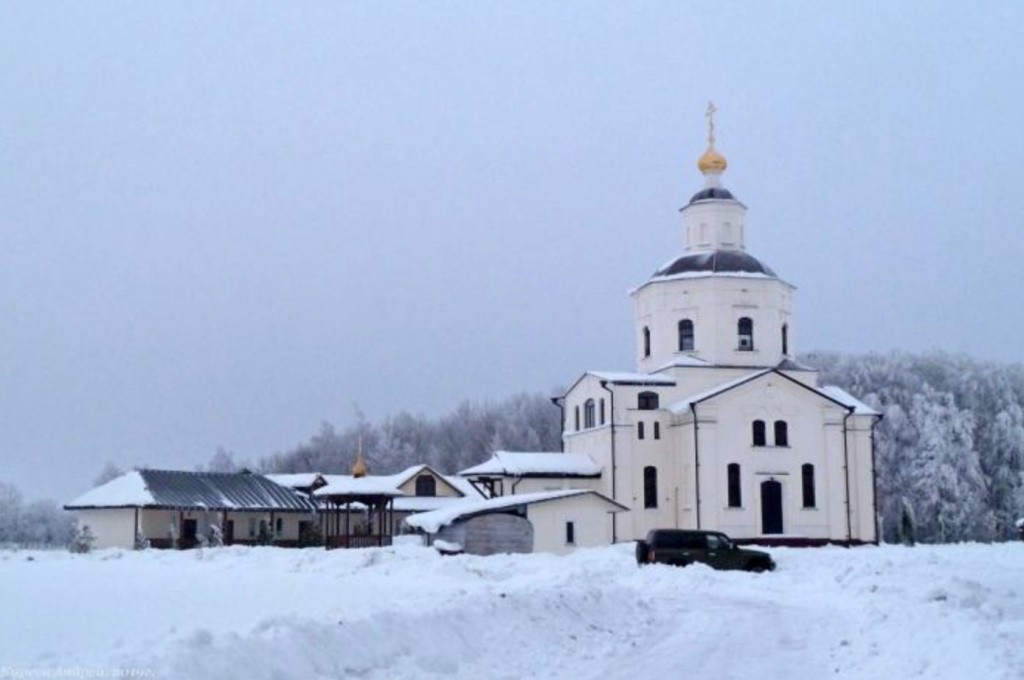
2,2,1022,500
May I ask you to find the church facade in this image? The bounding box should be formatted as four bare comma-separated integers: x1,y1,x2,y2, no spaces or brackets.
554,113,880,545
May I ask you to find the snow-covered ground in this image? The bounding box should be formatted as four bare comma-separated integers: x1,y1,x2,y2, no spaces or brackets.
1,542,1022,679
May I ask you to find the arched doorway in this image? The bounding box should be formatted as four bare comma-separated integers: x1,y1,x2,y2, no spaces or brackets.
761,479,783,534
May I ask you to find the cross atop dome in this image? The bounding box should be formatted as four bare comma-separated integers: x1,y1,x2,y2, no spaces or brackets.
697,101,728,180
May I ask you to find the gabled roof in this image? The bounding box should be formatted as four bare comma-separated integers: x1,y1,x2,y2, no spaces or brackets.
667,369,772,415
587,371,676,386
667,369,878,417
65,470,317,512
459,451,602,478
403,489,628,534
819,386,882,416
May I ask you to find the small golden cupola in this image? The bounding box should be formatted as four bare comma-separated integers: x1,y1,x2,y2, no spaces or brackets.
697,101,728,176
351,436,368,478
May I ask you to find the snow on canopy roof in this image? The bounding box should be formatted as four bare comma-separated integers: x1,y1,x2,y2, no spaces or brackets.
65,471,155,509
65,470,317,512
442,475,485,498
313,476,405,498
459,451,602,478
819,386,882,416
587,371,676,386
265,473,323,489
404,489,627,534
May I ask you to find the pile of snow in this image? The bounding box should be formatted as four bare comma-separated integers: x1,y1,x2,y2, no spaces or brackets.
2,542,1022,679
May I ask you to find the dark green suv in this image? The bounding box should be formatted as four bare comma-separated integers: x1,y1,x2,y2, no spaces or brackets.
635,529,775,572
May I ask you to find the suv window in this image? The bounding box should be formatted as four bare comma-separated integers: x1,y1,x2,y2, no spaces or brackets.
649,530,705,550
706,534,731,550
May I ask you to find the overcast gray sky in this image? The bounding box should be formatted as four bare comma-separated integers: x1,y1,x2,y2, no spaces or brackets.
3,2,1022,501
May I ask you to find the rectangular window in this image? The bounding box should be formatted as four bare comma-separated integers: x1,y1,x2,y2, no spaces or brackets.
638,421,645,440
654,422,661,440
802,464,816,508
248,518,256,538
599,399,606,425
565,521,575,545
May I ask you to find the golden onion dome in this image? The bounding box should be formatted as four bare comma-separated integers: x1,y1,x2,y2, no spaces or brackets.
697,145,728,174
351,452,368,478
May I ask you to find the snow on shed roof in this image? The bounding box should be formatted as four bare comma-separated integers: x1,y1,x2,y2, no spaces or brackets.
404,489,627,534
459,451,601,478
818,386,882,416
65,470,318,512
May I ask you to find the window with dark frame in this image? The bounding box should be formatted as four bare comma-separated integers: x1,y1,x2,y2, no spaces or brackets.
774,420,789,447
654,422,661,439
738,317,754,351
802,464,816,508
727,463,741,508
752,420,766,447
782,323,789,356
599,398,606,425
643,326,651,357
565,521,575,544
584,399,596,428
644,466,658,508
637,391,659,410
638,421,645,440
574,406,580,431
415,475,436,497
678,319,695,351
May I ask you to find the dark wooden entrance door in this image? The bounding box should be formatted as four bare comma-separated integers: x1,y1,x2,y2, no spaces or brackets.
181,519,198,549
224,520,234,545
761,480,783,534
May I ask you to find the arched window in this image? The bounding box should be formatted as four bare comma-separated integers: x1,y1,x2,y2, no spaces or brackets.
584,399,596,428
774,420,789,447
637,391,659,410
644,466,658,508
727,463,741,508
782,323,789,356
752,420,766,447
802,464,815,508
738,317,754,351
599,398,606,425
643,326,651,357
415,475,436,497
678,319,695,351
637,421,645,440
574,406,580,431
653,422,661,440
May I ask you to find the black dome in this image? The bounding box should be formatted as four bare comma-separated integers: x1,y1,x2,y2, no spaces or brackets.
689,187,735,204
654,250,777,278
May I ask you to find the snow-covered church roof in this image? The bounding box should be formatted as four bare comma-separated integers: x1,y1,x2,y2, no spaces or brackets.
459,451,602,478
667,369,882,417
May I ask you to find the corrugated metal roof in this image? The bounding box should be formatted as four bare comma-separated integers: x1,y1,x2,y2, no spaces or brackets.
133,470,317,511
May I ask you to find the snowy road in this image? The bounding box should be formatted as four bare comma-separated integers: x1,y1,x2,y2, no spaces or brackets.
1,542,1022,679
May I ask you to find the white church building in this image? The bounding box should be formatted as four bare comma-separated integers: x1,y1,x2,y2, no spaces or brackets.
463,109,880,547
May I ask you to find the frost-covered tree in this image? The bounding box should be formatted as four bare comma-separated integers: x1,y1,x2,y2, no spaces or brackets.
808,350,1024,542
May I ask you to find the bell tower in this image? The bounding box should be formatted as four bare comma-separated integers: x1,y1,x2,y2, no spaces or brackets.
631,104,795,372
